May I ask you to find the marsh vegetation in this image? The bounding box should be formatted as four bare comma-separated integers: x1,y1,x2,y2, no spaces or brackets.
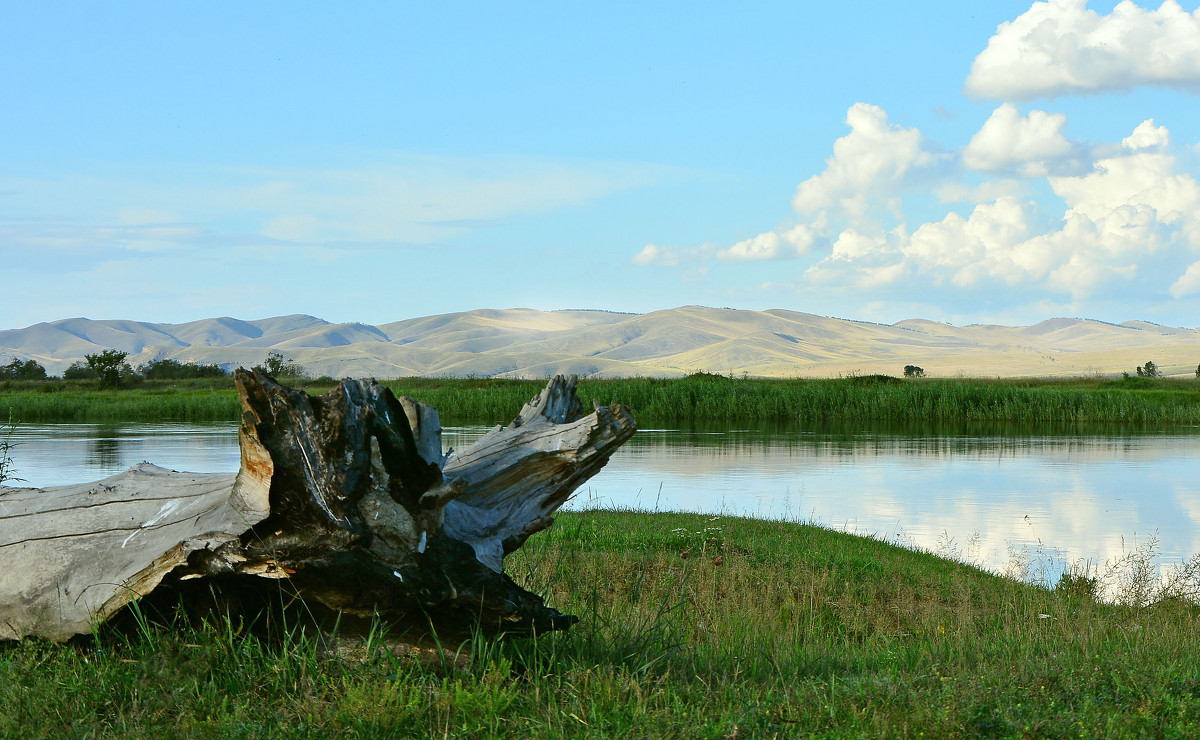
2,372,1198,425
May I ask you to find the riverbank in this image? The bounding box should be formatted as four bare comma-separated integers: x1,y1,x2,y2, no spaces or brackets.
3,373,1200,425
3,510,1198,737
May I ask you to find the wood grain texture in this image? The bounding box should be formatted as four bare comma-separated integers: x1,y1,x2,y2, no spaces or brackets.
0,371,635,641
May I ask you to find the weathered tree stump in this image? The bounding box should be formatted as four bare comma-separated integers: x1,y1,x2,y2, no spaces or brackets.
0,371,636,641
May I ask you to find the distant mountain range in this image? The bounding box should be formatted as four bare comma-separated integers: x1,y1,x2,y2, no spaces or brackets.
2,307,1199,379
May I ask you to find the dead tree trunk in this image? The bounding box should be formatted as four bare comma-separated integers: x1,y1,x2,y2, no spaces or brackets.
0,371,636,641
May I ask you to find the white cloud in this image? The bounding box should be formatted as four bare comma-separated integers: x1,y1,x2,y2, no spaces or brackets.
905,197,1039,285
1049,121,1200,236
717,225,814,261
792,103,940,218
967,0,1200,100
963,104,1083,176
631,243,680,267
903,120,1200,299
935,180,1025,204
1122,119,1170,150
629,103,1200,318
1169,260,1200,297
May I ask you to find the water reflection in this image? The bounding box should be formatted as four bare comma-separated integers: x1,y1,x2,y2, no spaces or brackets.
564,423,1200,581
86,429,122,469
5,421,1197,580
5,423,242,487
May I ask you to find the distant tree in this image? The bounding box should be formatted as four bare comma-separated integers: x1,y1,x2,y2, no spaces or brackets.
1195,363,1199,379
62,361,97,380
1137,360,1159,378
85,349,131,389
138,358,228,380
253,351,306,379
0,358,47,381
903,365,925,378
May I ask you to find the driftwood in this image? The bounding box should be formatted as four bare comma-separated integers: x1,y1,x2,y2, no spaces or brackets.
0,371,636,641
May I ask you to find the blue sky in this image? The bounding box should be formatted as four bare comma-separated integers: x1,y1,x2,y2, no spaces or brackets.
5,1,1200,329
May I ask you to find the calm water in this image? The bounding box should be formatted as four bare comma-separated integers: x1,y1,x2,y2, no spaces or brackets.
5,421,1198,577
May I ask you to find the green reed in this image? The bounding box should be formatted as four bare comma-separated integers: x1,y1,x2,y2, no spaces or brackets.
2,373,1198,425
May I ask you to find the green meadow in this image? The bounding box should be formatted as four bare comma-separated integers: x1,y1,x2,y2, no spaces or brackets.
2,373,1199,425
4,375,1200,736
4,511,1200,737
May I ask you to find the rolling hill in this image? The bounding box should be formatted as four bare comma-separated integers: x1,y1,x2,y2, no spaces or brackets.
1,307,1198,379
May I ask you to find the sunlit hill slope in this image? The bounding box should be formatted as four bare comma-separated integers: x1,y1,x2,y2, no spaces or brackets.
2,307,1198,379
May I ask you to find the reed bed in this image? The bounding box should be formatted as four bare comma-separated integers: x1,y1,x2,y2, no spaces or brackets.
4,511,1200,737
3,374,1197,425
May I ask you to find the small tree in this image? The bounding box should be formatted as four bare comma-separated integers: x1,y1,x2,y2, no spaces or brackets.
85,349,130,389
1195,363,1199,379
903,365,925,378
1137,360,1159,378
253,351,305,379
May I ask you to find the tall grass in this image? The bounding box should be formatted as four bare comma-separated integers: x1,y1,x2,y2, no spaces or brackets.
0,413,16,484
4,511,1200,736
3,374,1199,425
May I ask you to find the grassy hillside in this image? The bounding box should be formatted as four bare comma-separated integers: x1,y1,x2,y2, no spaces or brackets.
6,307,1200,379
2,373,1199,426
4,511,1199,737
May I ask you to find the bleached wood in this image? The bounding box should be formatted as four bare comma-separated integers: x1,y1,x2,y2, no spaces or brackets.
0,464,269,641
442,375,636,571
0,371,634,641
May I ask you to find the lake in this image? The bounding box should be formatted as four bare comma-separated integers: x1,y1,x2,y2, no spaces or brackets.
4,421,1197,580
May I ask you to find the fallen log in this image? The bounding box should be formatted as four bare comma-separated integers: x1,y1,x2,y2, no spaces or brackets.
0,371,636,642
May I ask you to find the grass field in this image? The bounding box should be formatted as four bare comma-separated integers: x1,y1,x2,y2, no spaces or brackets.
4,511,1200,737
2,373,1199,426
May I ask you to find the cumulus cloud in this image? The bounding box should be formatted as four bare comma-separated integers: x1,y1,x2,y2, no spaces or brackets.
963,104,1085,176
966,0,1200,100
904,197,1040,285
1169,260,1200,297
902,120,1200,298
935,179,1026,204
1050,122,1200,235
792,103,941,217
717,225,815,261
632,101,1200,317
1123,119,1170,150
631,243,680,267
640,103,939,269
